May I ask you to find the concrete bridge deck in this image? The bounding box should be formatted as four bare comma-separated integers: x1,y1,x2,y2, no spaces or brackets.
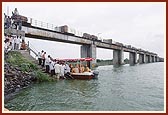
4,24,162,68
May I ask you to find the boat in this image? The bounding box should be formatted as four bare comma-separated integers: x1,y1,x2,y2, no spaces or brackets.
55,57,99,80
70,71,99,80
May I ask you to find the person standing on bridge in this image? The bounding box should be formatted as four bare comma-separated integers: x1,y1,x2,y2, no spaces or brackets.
14,8,19,16
18,18,22,30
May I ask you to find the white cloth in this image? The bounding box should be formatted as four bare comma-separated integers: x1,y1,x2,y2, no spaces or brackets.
54,64,60,74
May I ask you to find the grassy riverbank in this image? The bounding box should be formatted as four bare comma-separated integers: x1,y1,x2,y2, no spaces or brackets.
6,51,54,82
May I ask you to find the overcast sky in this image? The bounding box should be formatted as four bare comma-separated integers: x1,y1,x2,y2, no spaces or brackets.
3,2,165,59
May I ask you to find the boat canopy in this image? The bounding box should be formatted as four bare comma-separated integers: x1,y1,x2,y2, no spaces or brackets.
54,57,95,62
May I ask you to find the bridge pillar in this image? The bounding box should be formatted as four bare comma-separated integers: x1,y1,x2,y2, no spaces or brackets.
144,54,146,63
113,49,124,66
139,54,144,64
81,43,96,68
149,55,152,63
129,52,137,65
155,56,158,62
157,56,160,62
145,55,149,63
153,56,156,62
151,56,154,62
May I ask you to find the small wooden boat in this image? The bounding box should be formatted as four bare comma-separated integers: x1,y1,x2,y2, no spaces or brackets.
55,58,99,80
70,71,99,80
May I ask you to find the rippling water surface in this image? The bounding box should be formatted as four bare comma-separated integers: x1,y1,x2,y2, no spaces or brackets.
5,62,164,111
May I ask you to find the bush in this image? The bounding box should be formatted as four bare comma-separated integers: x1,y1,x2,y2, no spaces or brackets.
34,70,53,82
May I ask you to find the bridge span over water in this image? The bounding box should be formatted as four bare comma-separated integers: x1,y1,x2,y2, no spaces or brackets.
4,20,163,68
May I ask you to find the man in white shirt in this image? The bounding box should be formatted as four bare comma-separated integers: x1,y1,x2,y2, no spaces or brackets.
45,55,51,73
16,36,20,50
60,63,65,79
54,61,61,79
49,61,55,77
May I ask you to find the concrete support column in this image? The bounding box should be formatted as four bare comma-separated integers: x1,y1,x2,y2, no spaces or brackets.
152,56,154,62
144,54,146,63
90,43,97,67
157,56,160,62
113,49,124,66
135,52,137,64
129,52,137,65
149,55,152,63
153,56,156,62
81,43,96,68
139,54,144,64
155,56,157,62
145,55,148,63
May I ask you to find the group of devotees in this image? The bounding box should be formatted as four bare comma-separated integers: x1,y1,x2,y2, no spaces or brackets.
38,50,91,79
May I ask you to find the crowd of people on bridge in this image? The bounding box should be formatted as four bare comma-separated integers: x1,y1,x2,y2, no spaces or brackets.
37,50,91,79
4,8,22,30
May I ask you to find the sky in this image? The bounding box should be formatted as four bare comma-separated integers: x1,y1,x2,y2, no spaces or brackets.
2,2,165,59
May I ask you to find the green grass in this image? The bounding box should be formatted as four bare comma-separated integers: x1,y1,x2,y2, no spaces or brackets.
6,51,53,82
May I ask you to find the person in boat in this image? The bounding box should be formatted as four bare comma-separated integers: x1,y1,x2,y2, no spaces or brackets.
72,64,80,73
79,64,85,73
69,64,73,72
84,65,91,72
54,61,61,79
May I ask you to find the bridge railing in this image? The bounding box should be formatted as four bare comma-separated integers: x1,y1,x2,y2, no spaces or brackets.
27,17,57,31
27,41,39,58
26,17,84,37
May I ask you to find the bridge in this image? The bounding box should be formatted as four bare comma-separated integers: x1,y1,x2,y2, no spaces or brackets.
4,18,163,68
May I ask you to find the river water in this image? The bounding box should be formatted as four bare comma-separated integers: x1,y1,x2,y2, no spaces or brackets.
4,62,164,111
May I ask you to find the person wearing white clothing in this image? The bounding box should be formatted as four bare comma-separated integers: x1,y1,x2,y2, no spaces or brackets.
45,55,51,73
37,52,42,65
60,63,65,79
13,36,17,50
54,62,61,79
16,36,20,50
49,61,55,76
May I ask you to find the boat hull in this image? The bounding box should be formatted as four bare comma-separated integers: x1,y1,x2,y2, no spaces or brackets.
71,74,94,80
70,71,99,80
